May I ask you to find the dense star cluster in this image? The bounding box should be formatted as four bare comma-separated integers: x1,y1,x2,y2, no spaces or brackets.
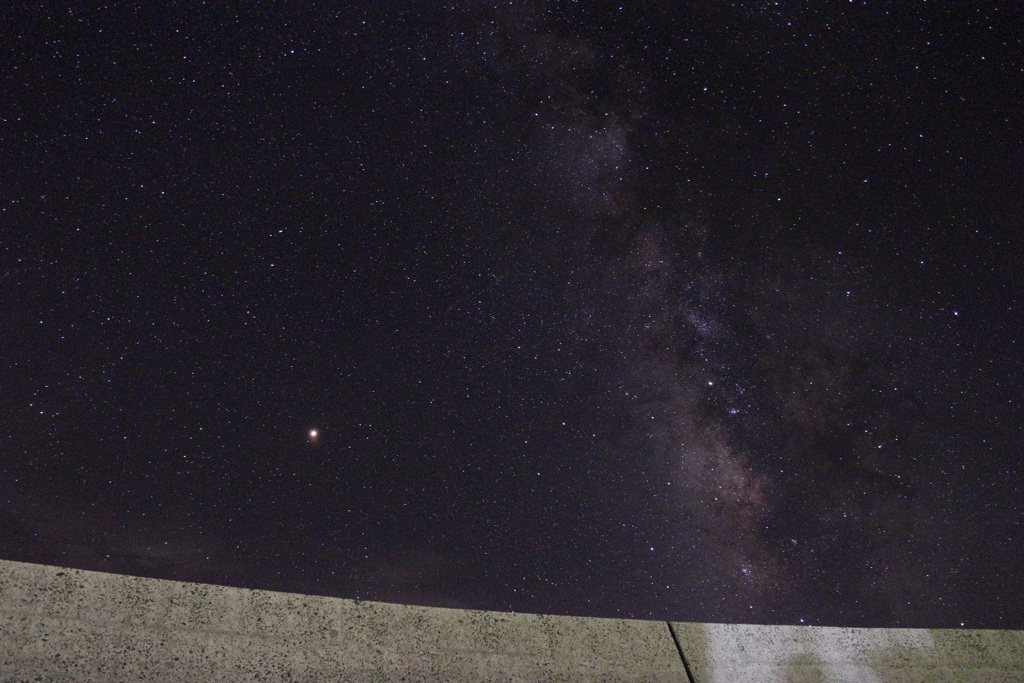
2,3,1022,628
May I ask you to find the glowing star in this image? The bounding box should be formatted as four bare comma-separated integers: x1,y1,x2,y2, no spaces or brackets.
308,429,318,441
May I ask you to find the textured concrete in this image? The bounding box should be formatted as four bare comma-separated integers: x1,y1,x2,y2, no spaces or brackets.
0,559,684,682
3,560,1023,682
671,621,1024,683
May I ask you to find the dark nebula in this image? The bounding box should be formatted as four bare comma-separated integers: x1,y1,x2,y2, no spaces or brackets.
2,2,1022,628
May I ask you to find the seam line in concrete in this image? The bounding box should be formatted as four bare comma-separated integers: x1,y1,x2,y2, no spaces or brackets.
666,622,696,683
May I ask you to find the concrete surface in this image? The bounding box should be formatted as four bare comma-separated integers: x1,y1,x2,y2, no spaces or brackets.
2,559,1023,682
0,559,683,682
670,621,1024,682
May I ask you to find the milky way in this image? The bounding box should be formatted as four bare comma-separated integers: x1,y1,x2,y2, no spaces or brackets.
1,2,1021,628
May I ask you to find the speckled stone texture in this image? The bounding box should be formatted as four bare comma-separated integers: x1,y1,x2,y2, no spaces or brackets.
4,559,1024,683
0,560,684,682
670,621,1024,683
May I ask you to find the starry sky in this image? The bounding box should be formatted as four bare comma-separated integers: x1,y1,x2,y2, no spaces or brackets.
2,2,1022,628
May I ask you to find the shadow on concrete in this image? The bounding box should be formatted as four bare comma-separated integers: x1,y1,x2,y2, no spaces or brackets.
663,622,704,679
666,621,708,683
781,652,830,683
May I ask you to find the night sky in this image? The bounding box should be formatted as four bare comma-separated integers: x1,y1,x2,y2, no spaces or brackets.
2,2,1022,629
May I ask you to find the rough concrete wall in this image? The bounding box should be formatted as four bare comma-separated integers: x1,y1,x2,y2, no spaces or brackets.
670,621,1024,683
3,560,1024,682
0,560,684,682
